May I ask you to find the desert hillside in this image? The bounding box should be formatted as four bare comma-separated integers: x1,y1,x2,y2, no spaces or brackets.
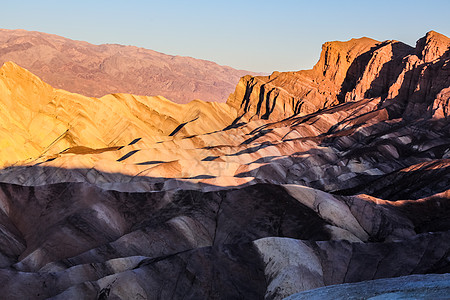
0,29,260,103
0,31,448,299
0,61,237,167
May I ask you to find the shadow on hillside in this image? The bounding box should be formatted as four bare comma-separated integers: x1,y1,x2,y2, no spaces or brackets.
388,48,450,118
0,164,256,192
335,42,450,120
227,110,450,200
337,44,385,102
334,160,450,200
1,162,449,236
363,42,414,100
1,163,450,299
336,41,415,103
0,169,333,248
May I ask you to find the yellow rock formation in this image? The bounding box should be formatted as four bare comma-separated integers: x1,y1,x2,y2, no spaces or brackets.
0,62,237,167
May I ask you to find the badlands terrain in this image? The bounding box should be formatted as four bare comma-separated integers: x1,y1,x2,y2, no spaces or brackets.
0,30,448,299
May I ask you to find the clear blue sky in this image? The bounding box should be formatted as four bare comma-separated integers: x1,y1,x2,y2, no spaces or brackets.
1,0,449,73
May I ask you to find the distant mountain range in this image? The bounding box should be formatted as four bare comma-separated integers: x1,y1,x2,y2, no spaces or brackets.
0,29,260,103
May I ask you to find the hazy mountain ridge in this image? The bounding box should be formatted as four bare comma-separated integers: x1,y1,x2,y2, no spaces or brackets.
0,28,260,103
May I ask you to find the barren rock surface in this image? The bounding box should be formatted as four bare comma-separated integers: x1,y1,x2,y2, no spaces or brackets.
0,31,448,299
0,62,236,167
228,30,450,121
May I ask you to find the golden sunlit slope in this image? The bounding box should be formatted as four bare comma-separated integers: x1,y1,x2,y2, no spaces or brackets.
0,62,237,167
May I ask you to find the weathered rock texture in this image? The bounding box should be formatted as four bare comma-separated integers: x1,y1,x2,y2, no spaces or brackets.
227,30,450,121
0,31,449,299
0,62,236,167
0,29,259,103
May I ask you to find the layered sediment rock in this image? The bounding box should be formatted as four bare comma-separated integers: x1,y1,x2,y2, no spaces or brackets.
228,30,450,121
226,37,380,120
0,182,449,299
0,62,236,167
0,31,448,299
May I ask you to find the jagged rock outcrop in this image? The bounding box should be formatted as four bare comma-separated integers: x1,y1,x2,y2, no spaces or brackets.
0,29,259,103
342,40,414,101
228,31,450,121
226,37,379,120
416,30,450,63
390,31,450,118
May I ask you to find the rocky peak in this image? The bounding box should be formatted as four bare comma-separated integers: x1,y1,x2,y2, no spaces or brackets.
416,30,450,63
312,37,379,86
227,31,450,122
225,37,383,121
1,61,37,78
342,40,414,101
0,61,54,107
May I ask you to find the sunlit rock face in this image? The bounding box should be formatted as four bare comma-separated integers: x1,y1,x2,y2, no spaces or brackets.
0,31,448,299
228,30,450,121
0,62,237,167
0,29,260,103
